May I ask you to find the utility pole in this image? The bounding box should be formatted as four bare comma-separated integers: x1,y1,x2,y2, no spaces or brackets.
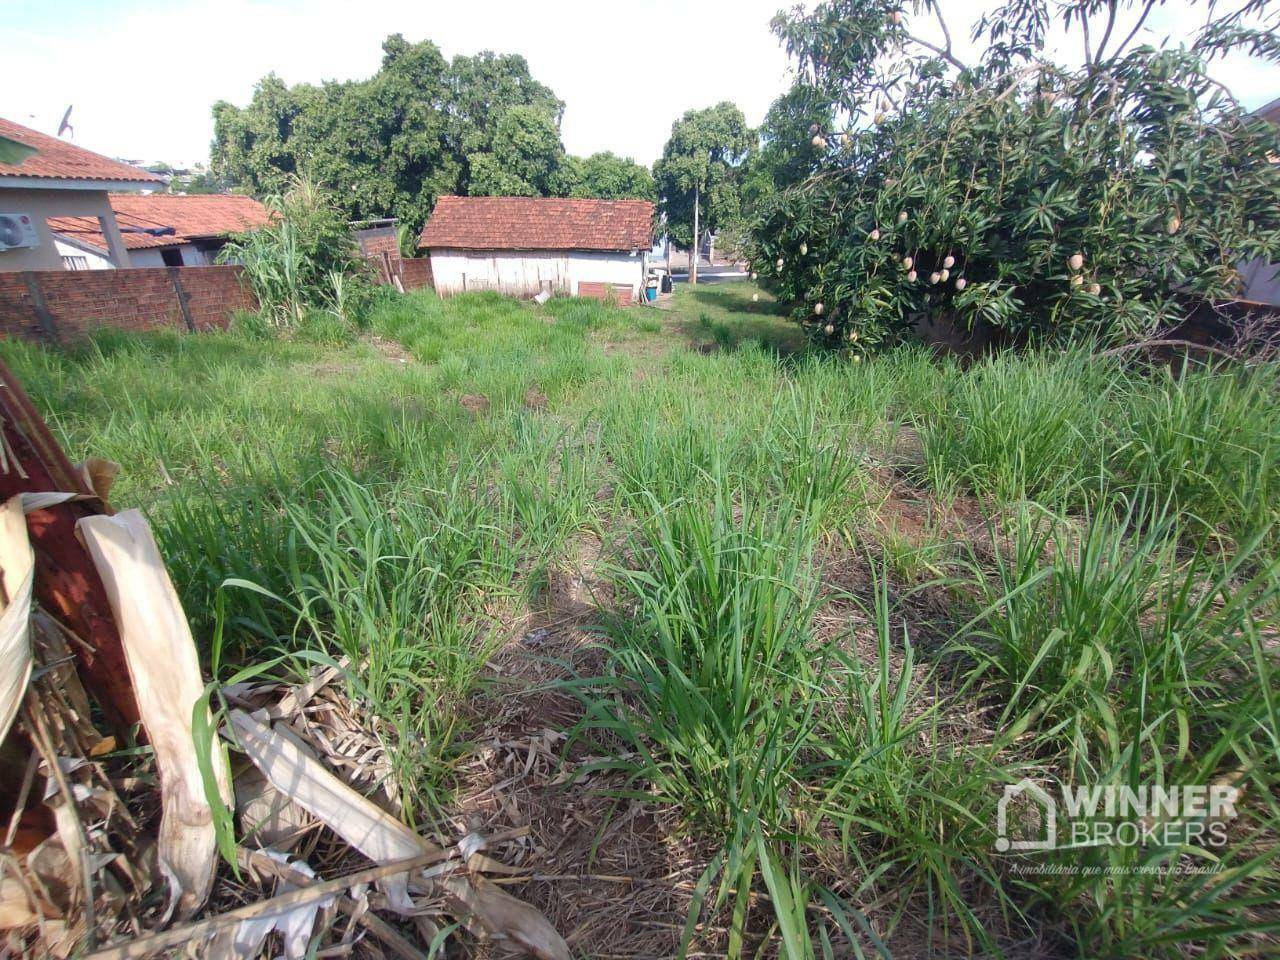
690,183,700,286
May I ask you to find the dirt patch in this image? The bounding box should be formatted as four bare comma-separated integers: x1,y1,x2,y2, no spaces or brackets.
364,334,415,363
524,385,550,411
460,393,491,416
452,534,736,957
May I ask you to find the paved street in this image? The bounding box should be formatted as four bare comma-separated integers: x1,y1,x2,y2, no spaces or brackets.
670,263,748,284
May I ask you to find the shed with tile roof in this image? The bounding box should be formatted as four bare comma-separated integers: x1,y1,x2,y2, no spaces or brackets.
418,196,654,302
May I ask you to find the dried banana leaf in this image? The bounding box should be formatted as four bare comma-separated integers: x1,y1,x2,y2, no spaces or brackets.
227,711,571,958
76,510,230,919
227,710,428,913
0,494,34,745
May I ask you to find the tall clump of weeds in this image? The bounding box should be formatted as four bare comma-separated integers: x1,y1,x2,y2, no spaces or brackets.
220,175,372,336
954,497,1280,956
576,472,830,955
1108,360,1280,548
216,466,518,822
574,468,1013,956
917,347,1114,505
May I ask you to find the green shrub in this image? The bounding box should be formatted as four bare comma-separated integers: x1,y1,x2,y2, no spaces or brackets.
220,176,370,331
750,0,1280,348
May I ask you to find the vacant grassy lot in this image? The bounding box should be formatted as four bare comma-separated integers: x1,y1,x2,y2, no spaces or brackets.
3,283,1278,958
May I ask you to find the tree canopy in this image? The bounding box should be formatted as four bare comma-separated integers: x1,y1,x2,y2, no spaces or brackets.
653,102,752,248
467,105,568,197
747,0,1280,349
212,36,652,229
564,152,656,201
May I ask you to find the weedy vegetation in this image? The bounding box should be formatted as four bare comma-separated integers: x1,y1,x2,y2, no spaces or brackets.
5,280,1278,958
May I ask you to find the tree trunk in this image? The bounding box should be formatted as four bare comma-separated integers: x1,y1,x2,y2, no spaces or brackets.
691,184,700,286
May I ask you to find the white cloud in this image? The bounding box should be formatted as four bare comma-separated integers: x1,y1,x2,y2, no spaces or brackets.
1,0,1274,172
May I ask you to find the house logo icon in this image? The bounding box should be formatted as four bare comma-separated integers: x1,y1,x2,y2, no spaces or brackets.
996,778,1056,852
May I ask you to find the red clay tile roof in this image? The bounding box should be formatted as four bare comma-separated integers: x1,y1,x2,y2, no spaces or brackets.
49,194,272,252
49,213,176,251
418,196,653,252
108,193,272,239
0,117,162,184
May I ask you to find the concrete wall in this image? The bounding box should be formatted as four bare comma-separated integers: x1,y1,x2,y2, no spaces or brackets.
51,240,211,271
427,248,645,299
0,265,256,341
129,247,212,268
0,187,131,271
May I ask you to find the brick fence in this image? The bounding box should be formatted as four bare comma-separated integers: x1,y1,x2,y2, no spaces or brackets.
0,266,256,343
361,253,434,293
577,281,636,307
0,255,436,344
400,258,433,291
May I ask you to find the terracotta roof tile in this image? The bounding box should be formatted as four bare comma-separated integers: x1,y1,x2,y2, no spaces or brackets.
419,196,653,252
0,117,162,184
107,193,273,238
48,211,178,251
49,194,272,253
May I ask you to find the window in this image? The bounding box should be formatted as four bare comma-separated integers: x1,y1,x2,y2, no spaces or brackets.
62,255,90,271
160,248,185,267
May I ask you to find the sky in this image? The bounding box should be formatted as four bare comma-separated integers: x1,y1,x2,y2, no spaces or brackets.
2,0,1276,171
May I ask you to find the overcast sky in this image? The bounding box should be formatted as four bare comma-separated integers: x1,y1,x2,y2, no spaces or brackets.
3,0,1276,170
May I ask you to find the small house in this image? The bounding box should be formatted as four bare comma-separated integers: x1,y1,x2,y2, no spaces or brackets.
49,193,272,269
417,196,653,303
0,116,162,271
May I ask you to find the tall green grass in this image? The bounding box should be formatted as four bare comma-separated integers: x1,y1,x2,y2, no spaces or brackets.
916,348,1113,504
574,476,834,957
953,499,1280,956
3,285,1278,957
574,473,1019,956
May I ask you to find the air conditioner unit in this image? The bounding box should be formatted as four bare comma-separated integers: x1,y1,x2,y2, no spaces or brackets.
0,213,39,252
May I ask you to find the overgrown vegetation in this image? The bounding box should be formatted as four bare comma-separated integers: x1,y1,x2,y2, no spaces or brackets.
5,283,1278,957
748,0,1280,348
219,176,371,334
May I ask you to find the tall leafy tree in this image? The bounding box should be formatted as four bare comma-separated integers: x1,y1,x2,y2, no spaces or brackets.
739,85,831,217
466,105,566,197
751,0,1280,349
563,152,655,201
211,36,565,229
447,51,563,166
653,102,752,280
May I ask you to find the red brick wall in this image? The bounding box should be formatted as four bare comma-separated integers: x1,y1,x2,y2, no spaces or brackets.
577,281,635,307
0,266,256,342
355,226,399,259
176,266,258,330
400,258,434,291
360,234,399,258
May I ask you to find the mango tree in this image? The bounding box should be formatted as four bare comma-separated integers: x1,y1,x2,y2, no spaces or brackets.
749,0,1280,349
